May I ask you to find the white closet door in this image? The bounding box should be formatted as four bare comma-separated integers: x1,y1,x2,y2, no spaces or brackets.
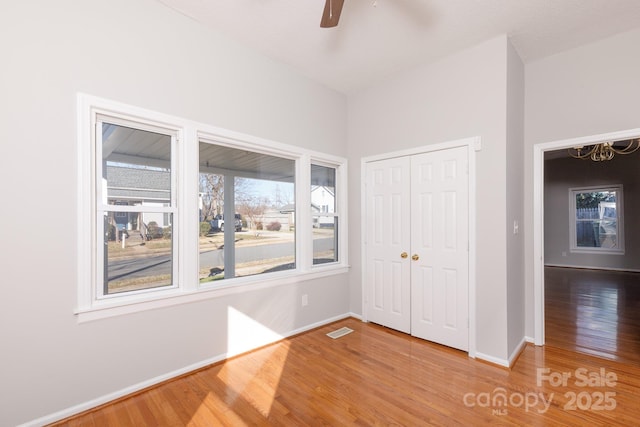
410,147,469,351
364,157,412,333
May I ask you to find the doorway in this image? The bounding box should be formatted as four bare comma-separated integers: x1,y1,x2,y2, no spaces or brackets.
533,129,640,358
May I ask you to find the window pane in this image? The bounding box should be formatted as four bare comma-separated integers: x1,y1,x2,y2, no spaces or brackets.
575,190,618,249
99,122,174,295
102,123,171,201
311,164,336,213
199,142,295,283
313,216,338,264
311,164,338,264
103,212,173,294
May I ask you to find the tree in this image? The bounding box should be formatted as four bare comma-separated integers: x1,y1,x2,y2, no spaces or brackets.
236,195,270,232
199,174,251,221
199,173,223,221
271,183,294,209
575,191,616,209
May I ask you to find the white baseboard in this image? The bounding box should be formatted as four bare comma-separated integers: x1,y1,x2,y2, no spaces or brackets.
19,355,228,427
475,351,510,368
508,337,527,367
476,336,535,369
19,312,356,427
545,263,640,273
348,311,363,321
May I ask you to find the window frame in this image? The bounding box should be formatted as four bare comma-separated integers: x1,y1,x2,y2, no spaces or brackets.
77,94,348,322
196,134,299,284
310,160,342,266
568,185,624,255
95,115,179,300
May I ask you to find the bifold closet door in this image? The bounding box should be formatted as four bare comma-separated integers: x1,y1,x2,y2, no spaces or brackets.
410,147,469,351
364,156,412,333
364,146,469,352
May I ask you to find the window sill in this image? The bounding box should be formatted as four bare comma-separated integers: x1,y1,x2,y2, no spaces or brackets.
569,249,625,255
75,264,349,323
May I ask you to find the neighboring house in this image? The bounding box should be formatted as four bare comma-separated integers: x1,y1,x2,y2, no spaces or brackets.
311,185,335,228
254,186,335,231
106,165,171,235
258,205,294,231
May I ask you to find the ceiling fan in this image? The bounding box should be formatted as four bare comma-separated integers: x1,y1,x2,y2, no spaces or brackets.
320,0,345,28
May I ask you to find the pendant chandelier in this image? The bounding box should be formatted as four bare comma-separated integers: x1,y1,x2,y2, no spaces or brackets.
568,139,640,162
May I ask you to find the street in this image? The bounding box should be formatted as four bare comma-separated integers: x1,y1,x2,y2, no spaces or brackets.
108,237,334,282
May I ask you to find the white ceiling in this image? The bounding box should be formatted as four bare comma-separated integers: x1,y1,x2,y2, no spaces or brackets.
157,0,640,94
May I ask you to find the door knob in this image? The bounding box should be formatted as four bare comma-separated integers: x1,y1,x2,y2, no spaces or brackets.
401,252,408,259
412,254,419,261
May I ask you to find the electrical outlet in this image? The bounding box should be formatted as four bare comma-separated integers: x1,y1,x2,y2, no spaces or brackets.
302,294,308,307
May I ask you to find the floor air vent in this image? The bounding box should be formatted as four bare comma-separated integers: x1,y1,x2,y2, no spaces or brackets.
326,326,354,339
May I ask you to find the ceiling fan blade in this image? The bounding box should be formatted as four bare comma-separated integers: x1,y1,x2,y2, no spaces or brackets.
320,0,344,28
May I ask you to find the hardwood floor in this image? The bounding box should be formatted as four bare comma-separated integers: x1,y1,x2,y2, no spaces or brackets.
51,317,640,426
545,266,640,364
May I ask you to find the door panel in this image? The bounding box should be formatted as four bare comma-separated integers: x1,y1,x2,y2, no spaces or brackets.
443,268,458,328
417,265,433,323
411,147,469,351
365,157,411,333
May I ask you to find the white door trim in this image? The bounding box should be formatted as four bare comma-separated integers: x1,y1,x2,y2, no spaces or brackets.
361,136,481,358
532,127,640,346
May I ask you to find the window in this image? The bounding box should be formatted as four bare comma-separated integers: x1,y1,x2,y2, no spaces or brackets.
97,120,177,297
311,164,339,265
198,141,296,283
569,186,624,254
77,94,347,320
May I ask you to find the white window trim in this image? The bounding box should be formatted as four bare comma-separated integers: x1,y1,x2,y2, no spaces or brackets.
96,117,180,301
568,185,624,255
310,160,344,267
77,94,348,322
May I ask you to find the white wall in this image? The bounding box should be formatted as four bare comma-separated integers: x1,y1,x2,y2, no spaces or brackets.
524,28,640,338
544,155,640,270
506,42,525,356
0,1,348,425
348,36,513,362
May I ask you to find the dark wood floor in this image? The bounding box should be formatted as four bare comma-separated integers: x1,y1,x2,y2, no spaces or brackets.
52,317,640,426
545,266,640,364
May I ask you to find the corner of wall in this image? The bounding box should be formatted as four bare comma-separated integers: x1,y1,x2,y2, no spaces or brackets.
506,38,526,356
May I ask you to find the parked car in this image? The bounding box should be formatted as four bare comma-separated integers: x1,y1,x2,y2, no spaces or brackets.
210,213,242,232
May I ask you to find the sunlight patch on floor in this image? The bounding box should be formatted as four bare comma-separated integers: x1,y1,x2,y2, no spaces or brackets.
191,306,292,421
